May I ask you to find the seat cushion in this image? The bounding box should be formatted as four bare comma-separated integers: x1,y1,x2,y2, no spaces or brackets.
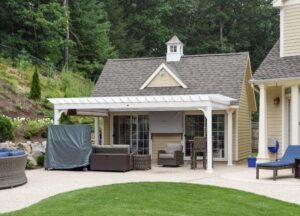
159,153,174,159
257,161,294,167
165,143,182,154
0,152,9,157
8,150,25,156
0,148,10,152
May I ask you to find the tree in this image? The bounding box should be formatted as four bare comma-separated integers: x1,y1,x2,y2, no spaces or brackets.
69,0,117,79
30,68,41,100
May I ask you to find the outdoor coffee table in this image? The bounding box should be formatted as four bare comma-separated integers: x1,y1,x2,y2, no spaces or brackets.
295,158,300,179
133,155,151,170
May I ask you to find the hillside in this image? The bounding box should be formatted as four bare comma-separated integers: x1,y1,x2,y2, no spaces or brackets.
0,57,94,119
0,57,95,143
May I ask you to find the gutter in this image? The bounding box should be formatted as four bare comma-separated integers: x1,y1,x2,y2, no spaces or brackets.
249,76,300,85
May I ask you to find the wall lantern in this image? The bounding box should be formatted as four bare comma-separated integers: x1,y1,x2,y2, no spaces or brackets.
274,97,280,105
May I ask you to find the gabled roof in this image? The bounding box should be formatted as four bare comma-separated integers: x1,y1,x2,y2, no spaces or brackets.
166,35,183,44
92,53,250,104
140,63,187,89
253,40,300,81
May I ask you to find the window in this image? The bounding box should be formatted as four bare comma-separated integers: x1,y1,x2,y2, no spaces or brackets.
113,115,149,154
184,114,225,159
170,45,177,53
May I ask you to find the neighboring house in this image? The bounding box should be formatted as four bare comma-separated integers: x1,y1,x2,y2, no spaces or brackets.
251,0,300,160
49,36,256,172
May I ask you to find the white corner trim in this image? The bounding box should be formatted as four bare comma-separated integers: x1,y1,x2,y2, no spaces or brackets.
139,63,187,89
280,7,284,57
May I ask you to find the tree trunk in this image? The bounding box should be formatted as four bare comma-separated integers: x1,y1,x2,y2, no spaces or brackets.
63,0,69,71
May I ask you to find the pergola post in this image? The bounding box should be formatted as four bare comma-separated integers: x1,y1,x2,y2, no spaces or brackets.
94,117,100,145
206,106,213,173
54,108,64,125
227,111,233,166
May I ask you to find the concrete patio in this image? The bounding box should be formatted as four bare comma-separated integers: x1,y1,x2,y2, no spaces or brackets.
0,162,299,213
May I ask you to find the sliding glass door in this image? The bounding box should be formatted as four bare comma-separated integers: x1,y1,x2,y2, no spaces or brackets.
113,115,149,154
185,114,225,159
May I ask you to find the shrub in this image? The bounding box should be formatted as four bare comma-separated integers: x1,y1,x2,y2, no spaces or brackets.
26,159,34,169
0,115,14,141
16,49,32,71
30,68,41,100
37,155,45,167
24,118,52,139
41,127,48,138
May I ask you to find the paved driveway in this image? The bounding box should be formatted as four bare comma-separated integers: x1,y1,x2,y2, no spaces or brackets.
0,163,299,213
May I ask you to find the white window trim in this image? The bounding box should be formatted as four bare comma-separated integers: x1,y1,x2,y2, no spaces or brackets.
140,63,188,89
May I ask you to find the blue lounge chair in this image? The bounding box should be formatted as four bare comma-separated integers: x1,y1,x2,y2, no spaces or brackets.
256,145,300,181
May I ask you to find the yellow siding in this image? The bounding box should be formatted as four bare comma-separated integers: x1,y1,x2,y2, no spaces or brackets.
102,114,111,145
266,86,282,157
237,62,252,160
151,133,182,160
147,69,181,87
283,4,300,56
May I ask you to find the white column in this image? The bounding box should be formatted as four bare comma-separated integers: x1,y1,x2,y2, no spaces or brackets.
227,111,233,166
94,117,99,145
257,84,268,160
101,117,104,145
291,85,299,145
54,108,61,125
206,106,213,173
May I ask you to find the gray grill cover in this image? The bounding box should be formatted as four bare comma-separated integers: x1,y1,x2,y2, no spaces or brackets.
45,124,92,169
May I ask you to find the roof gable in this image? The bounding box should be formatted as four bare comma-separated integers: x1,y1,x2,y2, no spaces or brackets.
140,63,187,89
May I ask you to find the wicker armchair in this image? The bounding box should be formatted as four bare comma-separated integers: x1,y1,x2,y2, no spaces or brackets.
157,143,184,166
0,154,27,189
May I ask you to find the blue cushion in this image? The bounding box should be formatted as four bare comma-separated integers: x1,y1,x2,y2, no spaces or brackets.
0,148,10,152
258,145,300,167
8,150,25,156
0,152,9,157
257,161,294,167
281,145,300,163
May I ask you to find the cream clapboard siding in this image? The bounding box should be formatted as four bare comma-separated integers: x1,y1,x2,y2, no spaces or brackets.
102,114,111,145
237,63,253,160
151,133,182,160
147,69,181,87
266,86,282,157
283,4,300,56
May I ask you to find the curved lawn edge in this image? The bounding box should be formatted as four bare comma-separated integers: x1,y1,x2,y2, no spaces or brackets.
2,182,300,216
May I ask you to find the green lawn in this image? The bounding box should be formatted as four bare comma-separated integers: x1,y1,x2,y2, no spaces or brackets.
2,182,300,216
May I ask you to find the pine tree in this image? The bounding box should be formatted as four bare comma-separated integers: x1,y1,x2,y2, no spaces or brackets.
30,68,41,100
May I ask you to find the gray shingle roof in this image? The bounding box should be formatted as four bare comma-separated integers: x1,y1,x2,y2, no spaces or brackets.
92,53,249,104
253,40,300,80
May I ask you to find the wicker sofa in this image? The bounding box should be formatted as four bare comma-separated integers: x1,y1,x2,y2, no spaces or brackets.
90,145,135,172
0,153,27,189
158,143,184,166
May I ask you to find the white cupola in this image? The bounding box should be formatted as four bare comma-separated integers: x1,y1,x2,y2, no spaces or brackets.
166,35,184,62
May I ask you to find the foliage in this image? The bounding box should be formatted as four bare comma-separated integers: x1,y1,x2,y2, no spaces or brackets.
16,49,32,71
37,155,44,167
0,115,14,141
9,117,26,130
29,68,41,100
1,183,300,216
24,118,52,140
0,0,278,77
26,159,34,170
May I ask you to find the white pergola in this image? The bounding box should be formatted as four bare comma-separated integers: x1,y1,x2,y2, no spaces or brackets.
48,94,237,173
